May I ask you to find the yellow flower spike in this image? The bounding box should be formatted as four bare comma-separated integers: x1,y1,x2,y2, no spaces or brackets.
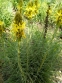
24,0,40,19
24,7,34,19
11,21,26,41
11,0,25,41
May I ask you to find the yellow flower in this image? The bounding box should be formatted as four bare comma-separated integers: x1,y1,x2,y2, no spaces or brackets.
55,9,62,25
19,22,25,30
24,9,36,19
24,0,40,19
0,21,5,35
11,22,25,41
24,6,37,19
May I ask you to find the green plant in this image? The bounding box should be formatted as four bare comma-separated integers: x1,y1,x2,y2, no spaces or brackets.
0,26,61,83
0,0,62,83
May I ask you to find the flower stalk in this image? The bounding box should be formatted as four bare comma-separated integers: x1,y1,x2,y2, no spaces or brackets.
17,41,25,80
44,5,50,38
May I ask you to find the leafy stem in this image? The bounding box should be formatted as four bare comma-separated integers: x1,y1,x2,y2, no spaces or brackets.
17,41,26,82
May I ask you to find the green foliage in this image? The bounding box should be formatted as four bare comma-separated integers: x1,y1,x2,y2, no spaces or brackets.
0,0,62,83
0,26,61,83
10,0,18,10
0,0,13,27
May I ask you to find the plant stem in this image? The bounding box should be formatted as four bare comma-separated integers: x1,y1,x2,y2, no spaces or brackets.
26,40,29,72
17,41,26,82
37,54,47,75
